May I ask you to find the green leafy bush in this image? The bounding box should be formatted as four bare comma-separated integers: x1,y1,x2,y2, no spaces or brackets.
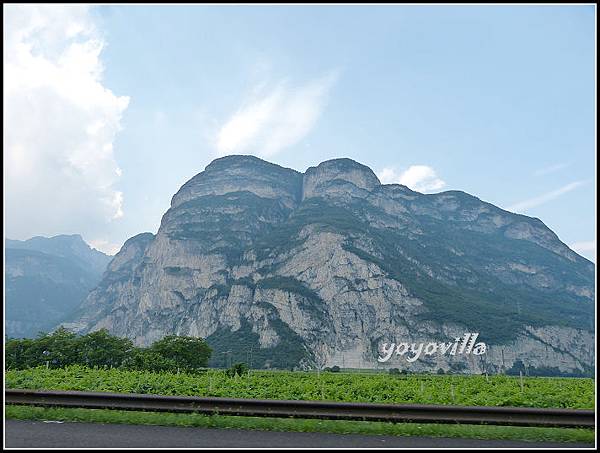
149,335,212,372
5,329,211,374
226,363,249,377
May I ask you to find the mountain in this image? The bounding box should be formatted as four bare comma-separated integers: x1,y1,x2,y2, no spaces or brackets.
5,235,112,338
63,156,595,374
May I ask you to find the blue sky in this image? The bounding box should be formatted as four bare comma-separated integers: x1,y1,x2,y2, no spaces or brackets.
4,5,596,261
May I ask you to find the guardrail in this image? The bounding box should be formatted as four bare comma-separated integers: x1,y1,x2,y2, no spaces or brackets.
5,389,595,428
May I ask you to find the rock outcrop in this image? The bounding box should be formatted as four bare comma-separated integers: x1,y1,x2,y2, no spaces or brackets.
64,155,595,374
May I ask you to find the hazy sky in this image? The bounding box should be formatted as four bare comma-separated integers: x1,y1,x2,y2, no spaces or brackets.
4,5,596,261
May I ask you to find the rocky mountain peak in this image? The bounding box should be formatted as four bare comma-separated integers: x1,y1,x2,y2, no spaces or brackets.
107,232,154,273
204,154,288,171
6,234,111,274
302,158,381,199
5,234,113,338
170,155,303,210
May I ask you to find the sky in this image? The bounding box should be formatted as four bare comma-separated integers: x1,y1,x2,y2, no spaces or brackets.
4,5,596,262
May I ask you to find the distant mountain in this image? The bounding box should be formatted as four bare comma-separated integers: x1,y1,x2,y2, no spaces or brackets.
5,235,112,338
65,156,594,374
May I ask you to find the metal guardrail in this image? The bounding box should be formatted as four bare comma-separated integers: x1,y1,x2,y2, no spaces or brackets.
5,389,595,428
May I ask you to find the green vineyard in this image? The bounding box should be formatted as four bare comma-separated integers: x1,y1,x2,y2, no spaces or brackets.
5,365,594,410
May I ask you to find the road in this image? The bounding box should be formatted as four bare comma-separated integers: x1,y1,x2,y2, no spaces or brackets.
4,420,594,448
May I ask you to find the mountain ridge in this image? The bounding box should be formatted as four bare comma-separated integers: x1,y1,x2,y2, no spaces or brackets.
5,235,112,338
62,155,594,374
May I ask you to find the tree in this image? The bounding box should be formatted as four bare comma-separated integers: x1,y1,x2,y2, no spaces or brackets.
149,335,212,372
19,328,79,369
507,359,526,376
76,329,134,368
5,338,34,369
122,349,178,373
226,362,249,377
4,330,213,374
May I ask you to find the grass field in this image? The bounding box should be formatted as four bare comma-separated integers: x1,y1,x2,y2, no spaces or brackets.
5,365,595,409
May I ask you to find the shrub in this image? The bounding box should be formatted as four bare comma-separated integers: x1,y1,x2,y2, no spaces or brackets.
5,329,212,373
226,362,249,377
149,335,212,372
122,349,178,373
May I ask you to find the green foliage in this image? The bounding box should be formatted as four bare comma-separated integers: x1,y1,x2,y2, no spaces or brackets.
7,328,82,369
149,335,212,372
226,362,249,377
122,349,178,373
206,319,309,370
76,329,134,368
240,195,593,345
5,329,211,374
5,366,595,410
508,359,526,376
343,218,594,345
505,360,593,378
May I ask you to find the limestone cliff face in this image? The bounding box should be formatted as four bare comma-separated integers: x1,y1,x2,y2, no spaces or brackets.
64,155,595,374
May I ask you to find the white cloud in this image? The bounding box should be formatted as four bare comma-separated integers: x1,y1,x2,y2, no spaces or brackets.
378,165,446,193
570,241,596,262
570,240,596,253
534,162,570,177
507,181,588,213
88,238,122,256
4,5,129,240
215,71,339,158
153,110,167,126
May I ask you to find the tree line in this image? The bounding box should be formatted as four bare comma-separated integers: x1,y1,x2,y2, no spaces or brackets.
5,328,212,373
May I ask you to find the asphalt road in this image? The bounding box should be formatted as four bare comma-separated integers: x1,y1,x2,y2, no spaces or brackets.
4,420,594,448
